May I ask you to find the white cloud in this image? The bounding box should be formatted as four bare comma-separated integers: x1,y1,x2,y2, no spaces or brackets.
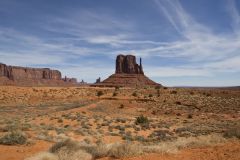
1,1,240,85
227,0,240,36
145,66,211,77
151,0,240,61
206,56,240,71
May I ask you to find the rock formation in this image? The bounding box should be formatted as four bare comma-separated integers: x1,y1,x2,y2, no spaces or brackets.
93,54,161,88
116,55,144,74
96,77,101,83
0,63,77,86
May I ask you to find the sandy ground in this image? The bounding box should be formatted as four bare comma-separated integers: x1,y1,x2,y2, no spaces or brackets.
0,86,239,160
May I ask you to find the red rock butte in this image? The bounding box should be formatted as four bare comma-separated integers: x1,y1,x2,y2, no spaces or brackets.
0,63,77,86
92,54,161,87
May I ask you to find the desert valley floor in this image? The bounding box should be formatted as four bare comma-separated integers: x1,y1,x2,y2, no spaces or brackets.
0,86,239,160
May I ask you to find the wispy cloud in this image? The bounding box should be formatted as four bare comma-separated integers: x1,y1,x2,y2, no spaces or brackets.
151,0,240,60
227,0,240,36
145,66,211,77
0,1,240,85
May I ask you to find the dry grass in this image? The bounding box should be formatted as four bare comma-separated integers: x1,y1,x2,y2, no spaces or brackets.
108,142,143,158
26,134,226,160
0,131,27,145
49,139,92,160
25,152,58,160
143,134,226,154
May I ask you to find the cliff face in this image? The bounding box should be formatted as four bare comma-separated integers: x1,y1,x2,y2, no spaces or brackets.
115,55,144,74
0,63,61,80
0,63,77,86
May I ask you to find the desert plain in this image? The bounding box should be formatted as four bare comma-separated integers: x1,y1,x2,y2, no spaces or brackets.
0,85,239,160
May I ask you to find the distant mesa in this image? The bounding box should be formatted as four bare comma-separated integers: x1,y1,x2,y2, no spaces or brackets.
0,63,77,86
93,54,161,88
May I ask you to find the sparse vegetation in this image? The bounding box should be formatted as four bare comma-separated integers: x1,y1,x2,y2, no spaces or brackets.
175,101,181,105
187,114,193,119
112,92,117,97
132,91,137,97
28,134,226,159
97,91,104,97
223,127,240,139
0,131,27,145
1,86,240,160
135,115,149,125
170,90,177,94
119,104,124,109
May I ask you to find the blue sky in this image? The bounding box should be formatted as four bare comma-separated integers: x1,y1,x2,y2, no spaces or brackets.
0,0,240,86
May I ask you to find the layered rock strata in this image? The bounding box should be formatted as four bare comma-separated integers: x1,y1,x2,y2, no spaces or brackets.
0,63,77,86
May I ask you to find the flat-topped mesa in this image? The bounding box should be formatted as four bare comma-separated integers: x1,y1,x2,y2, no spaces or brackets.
0,63,77,86
0,63,61,80
115,55,144,74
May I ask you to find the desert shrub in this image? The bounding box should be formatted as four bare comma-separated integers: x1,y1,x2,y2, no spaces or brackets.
0,131,27,145
135,115,149,125
108,143,143,158
57,119,63,123
155,86,161,90
149,94,153,98
187,114,193,119
37,131,53,142
112,92,117,97
223,128,240,139
170,90,177,94
189,91,194,95
175,101,181,105
134,135,145,142
122,134,134,141
4,121,21,132
176,113,181,116
57,148,92,160
115,125,125,131
49,139,80,153
115,86,120,90
206,93,211,97
132,92,137,97
163,87,168,90
84,142,109,158
119,104,124,109
157,89,160,97
97,91,104,97
83,138,91,144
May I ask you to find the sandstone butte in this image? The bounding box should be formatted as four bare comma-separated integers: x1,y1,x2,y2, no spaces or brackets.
0,63,77,86
93,54,161,87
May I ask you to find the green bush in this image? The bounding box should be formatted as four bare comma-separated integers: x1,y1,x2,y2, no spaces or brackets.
0,131,27,145
135,115,149,125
